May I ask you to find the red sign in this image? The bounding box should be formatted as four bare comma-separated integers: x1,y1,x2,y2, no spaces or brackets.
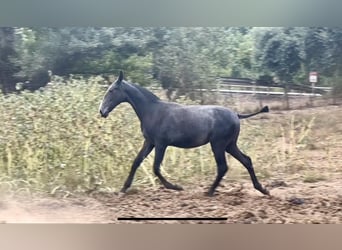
309,72,318,83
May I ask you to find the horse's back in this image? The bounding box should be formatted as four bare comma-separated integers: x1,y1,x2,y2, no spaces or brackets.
144,102,240,147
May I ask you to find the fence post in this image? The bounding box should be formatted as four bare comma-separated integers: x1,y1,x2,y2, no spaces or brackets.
283,82,290,109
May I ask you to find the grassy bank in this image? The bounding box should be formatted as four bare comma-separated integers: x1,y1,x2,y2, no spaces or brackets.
0,77,340,197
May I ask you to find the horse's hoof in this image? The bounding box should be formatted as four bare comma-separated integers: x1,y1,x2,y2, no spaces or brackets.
263,189,271,196
206,191,215,197
118,192,126,198
164,184,183,191
173,185,183,191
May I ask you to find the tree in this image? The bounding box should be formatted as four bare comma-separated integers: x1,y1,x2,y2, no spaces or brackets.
252,27,306,108
13,27,156,90
151,28,214,100
3,26,342,100
302,28,342,78
150,27,256,100
0,27,21,93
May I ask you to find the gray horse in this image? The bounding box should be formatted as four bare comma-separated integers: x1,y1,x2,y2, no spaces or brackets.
99,71,270,196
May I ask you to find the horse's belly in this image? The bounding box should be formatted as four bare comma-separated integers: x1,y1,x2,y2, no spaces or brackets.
168,132,210,148
170,140,209,148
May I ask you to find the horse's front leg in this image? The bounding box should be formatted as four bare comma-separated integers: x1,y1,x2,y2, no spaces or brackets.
120,140,154,193
153,144,183,191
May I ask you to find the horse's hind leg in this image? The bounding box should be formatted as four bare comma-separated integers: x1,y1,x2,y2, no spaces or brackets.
207,142,228,196
153,145,183,191
226,143,269,195
120,140,154,193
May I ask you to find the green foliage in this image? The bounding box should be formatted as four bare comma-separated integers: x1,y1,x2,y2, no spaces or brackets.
69,50,154,86
0,27,20,93
12,27,155,90
151,27,256,99
1,27,342,95
330,71,342,100
252,27,306,82
252,27,342,86
0,77,215,194
122,53,155,86
0,76,140,194
304,28,342,77
152,28,214,99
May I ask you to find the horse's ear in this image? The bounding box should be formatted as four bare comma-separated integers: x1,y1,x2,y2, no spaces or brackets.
118,70,124,83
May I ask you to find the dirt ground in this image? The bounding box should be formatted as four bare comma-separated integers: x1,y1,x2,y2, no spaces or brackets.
0,178,341,224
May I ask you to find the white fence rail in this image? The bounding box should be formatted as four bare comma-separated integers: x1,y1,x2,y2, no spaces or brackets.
100,74,332,97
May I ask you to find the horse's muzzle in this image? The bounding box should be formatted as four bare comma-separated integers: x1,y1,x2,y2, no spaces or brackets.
99,110,108,118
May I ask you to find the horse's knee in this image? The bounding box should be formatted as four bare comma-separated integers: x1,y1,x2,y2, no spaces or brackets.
218,164,228,176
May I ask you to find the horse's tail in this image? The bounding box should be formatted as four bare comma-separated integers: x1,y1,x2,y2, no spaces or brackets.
237,106,269,119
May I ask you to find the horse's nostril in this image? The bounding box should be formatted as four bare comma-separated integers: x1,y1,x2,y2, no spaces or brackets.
100,109,108,118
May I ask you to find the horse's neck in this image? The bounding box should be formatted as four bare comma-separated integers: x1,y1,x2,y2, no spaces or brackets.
125,85,155,122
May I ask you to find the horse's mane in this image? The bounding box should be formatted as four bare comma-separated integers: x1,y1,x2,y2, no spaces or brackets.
128,82,160,102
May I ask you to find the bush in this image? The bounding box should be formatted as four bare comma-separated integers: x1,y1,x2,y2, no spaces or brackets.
0,76,216,196
0,76,144,195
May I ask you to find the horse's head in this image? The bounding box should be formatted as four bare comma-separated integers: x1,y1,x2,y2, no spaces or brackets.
99,70,127,118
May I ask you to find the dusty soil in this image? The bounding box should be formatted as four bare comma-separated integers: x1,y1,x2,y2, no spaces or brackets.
0,178,341,224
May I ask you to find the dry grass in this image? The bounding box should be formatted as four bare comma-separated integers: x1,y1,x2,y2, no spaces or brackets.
0,77,341,197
